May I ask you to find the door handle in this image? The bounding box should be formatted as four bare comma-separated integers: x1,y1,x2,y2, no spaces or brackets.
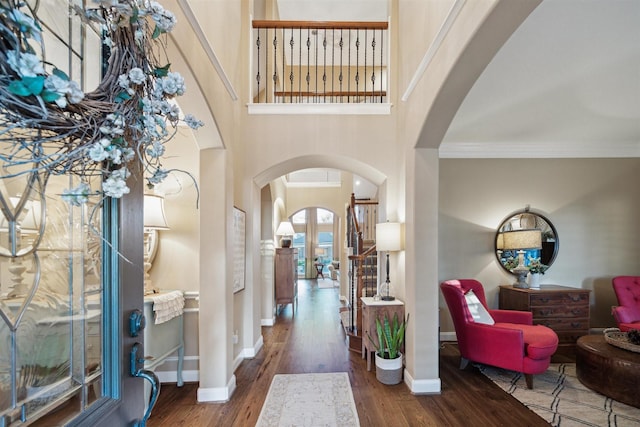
130,342,160,427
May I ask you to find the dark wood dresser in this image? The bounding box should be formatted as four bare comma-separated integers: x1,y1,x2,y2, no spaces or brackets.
499,285,590,356
275,248,298,313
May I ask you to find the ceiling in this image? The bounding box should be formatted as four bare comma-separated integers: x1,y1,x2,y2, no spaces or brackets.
279,0,639,157
441,0,640,157
268,0,639,196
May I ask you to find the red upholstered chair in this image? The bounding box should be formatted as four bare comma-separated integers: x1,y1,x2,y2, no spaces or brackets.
440,279,559,389
611,276,640,332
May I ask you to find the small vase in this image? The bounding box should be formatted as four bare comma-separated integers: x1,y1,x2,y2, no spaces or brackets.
528,273,541,289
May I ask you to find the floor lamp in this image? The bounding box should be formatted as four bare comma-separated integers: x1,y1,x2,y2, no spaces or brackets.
376,222,403,301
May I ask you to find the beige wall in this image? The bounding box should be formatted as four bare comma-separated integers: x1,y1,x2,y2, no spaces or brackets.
438,158,640,333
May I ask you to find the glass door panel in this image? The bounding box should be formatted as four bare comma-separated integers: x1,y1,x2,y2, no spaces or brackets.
0,173,104,425
292,233,306,276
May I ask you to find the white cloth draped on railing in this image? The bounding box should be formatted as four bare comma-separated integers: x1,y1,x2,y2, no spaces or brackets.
149,290,184,324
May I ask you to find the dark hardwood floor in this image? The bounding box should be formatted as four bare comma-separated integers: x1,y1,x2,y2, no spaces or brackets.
148,279,548,426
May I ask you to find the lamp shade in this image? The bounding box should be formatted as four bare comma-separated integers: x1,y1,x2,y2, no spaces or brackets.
376,222,403,251
275,221,294,236
144,194,170,230
502,229,541,250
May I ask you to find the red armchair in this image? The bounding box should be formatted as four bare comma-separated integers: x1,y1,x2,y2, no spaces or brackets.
440,279,558,389
612,276,640,332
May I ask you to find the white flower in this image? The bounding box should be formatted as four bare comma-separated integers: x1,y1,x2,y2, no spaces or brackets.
149,2,177,32
146,141,165,158
8,9,42,43
158,72,185,96
121,147,135,163
117,74,130,89
103,168,131,198
44,75,85,107
66,80,84,104
62,182,91,206
184,114,204,129
88,143,109,162
148,168,169,185
128,68,146,85
7,50,45,77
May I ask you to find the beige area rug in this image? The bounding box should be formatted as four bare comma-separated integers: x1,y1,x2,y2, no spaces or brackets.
479,363,640,426
256,373,360,427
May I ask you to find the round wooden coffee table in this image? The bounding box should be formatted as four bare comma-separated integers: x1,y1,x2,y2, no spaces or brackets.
576,334,640,408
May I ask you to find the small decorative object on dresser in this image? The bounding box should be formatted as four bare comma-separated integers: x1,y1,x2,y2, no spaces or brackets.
500,285,590,357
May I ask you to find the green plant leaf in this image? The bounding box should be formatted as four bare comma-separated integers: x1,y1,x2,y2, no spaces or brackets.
8,80,31,96
154,64,171,78
130,6,139,24
115,91,132,103
152,25,162,39
52,68,70,81
41,89,61,103
24,76,45,95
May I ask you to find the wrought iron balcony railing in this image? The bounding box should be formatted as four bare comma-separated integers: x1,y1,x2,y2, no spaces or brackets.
251,20,389,105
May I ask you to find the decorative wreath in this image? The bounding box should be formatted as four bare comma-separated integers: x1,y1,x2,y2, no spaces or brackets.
0,0,202,204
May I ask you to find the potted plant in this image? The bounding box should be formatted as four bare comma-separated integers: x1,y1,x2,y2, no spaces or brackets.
527,257,548,288
367,312,408,385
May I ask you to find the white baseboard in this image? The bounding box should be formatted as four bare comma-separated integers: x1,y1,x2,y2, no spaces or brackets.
251,335,264,357
233,353,244,372
404,370,441,394
197,375,236,402
233,335,265,371
156,369,199,383
440,332,457,342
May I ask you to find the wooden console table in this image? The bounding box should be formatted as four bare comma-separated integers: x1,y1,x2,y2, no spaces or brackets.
143,293,184,412
499,285,590,356
361,297,404,371
576,334,640,408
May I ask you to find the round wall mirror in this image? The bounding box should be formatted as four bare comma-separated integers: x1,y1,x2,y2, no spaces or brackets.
495,209,559,273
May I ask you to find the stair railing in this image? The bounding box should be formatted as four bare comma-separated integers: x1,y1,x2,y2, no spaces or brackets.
345,194,378,342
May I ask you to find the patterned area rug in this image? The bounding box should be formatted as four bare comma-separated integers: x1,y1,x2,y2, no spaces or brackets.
256,373,359,427
479,363,640,426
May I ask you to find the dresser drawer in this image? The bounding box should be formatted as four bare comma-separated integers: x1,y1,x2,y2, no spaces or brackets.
531,304,590,318
555,330,589,345
534,317,589,331
530,292,589,306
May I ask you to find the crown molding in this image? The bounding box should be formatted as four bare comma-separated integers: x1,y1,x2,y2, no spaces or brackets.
439,141,640,159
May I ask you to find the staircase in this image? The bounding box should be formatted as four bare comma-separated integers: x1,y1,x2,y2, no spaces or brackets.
341,195,378,353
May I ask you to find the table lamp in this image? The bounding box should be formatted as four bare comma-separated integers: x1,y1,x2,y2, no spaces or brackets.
144,194,170,294
502,229,542,288
376,222,403,300
276,221,294,248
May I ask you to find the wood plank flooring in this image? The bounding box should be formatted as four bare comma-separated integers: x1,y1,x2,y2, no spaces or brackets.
148,280,548,426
